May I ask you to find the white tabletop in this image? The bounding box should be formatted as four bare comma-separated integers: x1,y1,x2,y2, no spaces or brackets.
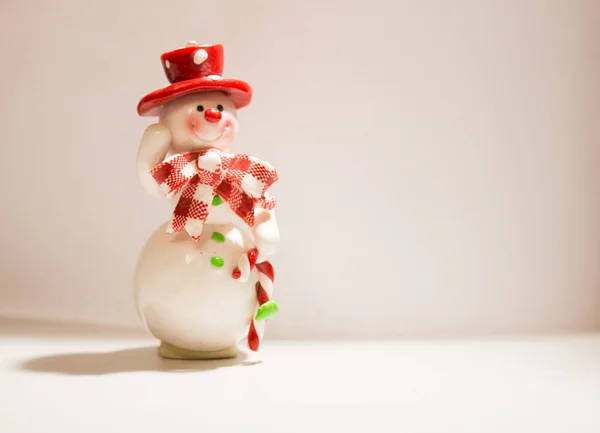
1,318,599,433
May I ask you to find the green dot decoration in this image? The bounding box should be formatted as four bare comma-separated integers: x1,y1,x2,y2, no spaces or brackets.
255,300,279,321
211,232,225,243
211,195,223,206
210,256,224,268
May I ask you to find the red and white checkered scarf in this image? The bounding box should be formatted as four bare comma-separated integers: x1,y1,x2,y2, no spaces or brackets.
150,149,278,241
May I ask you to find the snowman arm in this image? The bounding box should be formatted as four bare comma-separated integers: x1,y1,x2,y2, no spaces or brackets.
137,123,171,198
252,207,280,263
230,206,279,283
228,205,279,262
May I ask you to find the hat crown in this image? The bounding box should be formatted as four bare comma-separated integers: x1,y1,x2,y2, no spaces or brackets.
160,43,224,84
137,42,252,116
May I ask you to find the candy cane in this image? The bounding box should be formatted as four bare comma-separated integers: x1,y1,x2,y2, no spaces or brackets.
232,249,277,351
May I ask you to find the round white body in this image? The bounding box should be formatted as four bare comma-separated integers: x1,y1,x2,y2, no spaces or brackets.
133,215,259,352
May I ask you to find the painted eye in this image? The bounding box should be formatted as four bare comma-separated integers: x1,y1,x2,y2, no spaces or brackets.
217,104,224,112
196,105,204,112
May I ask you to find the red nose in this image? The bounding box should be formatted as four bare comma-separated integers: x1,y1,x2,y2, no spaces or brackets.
205,108,222,122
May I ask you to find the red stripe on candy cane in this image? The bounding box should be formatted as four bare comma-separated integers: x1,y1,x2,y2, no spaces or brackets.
248,320,260,351
248,249,258,269
256,281,270,305
255,261,274,282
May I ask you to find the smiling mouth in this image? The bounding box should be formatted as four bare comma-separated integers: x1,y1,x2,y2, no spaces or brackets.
197,126,229,142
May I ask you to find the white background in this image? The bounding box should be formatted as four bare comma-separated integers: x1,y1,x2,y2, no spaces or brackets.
1,0,599,339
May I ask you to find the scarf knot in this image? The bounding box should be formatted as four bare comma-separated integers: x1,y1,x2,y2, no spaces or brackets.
150,149,278,240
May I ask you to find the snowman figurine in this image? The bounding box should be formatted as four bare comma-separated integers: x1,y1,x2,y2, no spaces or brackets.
133,42,280,360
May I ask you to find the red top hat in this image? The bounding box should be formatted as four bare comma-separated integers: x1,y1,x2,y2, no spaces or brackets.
137,42,252,116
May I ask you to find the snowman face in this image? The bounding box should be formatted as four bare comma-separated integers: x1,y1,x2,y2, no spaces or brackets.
159,91,239,153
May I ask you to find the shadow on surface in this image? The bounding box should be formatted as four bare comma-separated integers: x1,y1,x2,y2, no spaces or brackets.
18,346,260,375
0,317,148,340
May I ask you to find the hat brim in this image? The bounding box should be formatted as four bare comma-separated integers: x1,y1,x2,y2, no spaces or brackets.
137,77,252,116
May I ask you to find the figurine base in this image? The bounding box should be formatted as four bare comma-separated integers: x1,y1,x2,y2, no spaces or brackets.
158,342,238,360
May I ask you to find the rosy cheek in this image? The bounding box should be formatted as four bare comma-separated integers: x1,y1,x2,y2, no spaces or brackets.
222,119,236,136
185,115,203,133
